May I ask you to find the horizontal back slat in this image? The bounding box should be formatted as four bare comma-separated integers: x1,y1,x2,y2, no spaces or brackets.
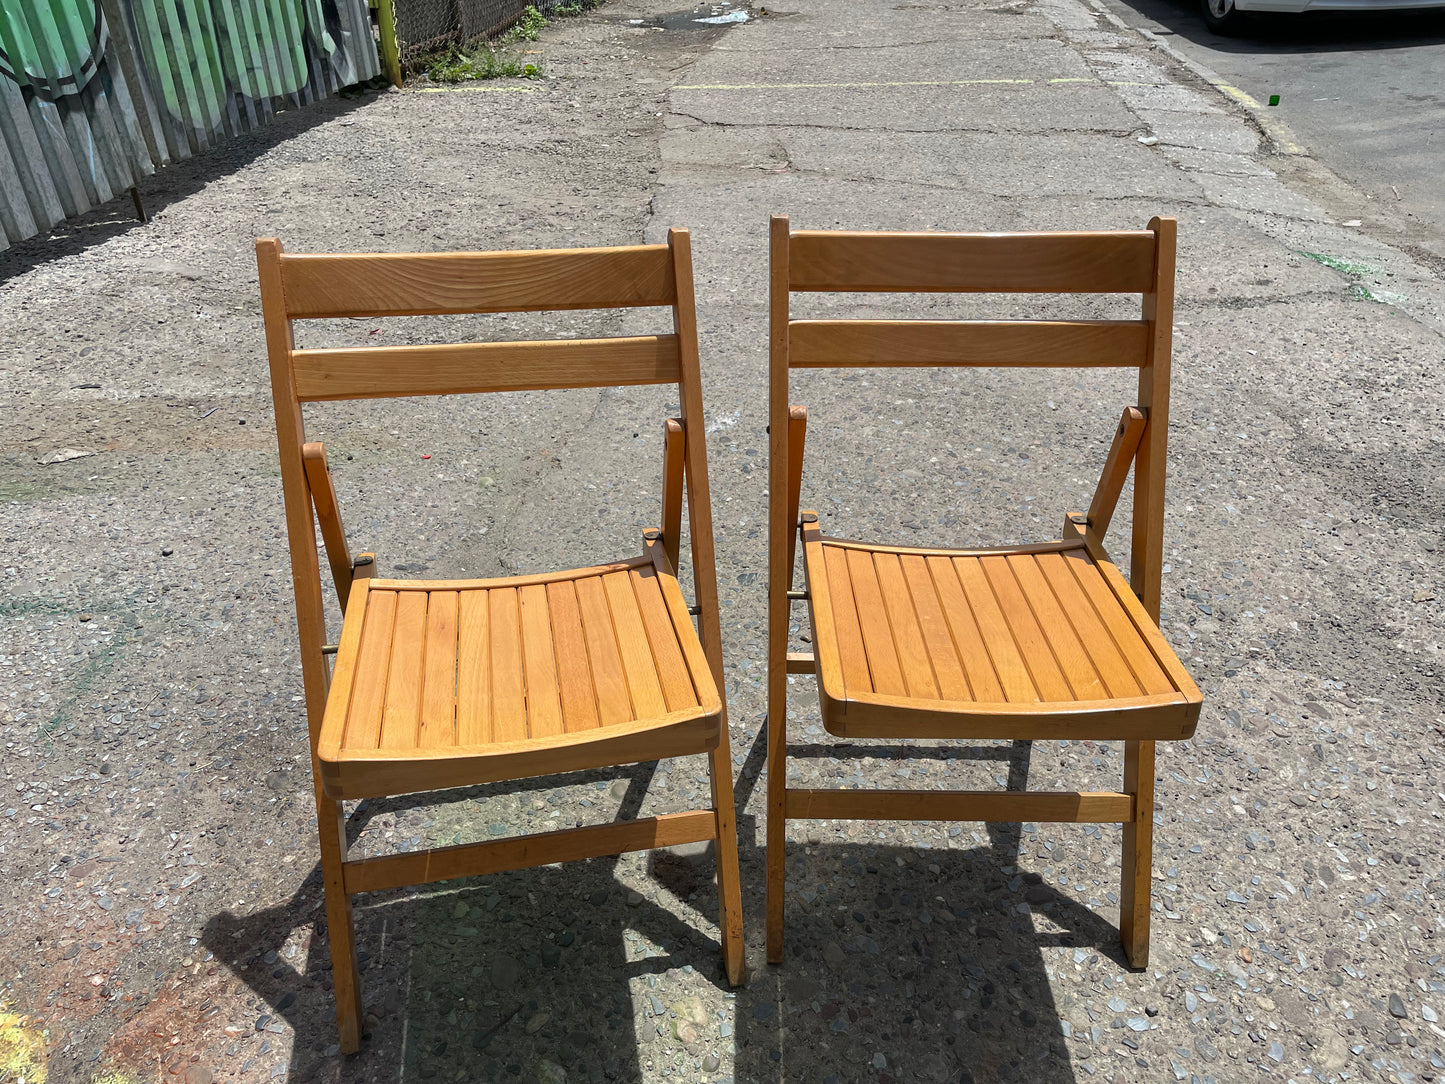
790,231,1158,293
292,336,682,402
788,320,1149,369
279,245,677,318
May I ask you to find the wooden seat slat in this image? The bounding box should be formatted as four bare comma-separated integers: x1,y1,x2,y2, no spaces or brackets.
1006,553,1109,702
821,544,871,697
520,584,565,740
380,592,428,750
345,590,397,751
455,590,492,745
924,555,1004,702
950,557,1039,703
1058,548,1173,696
575,575,634,727
631,565,698,713
899,554,972,702
873,552,939,700
603,571,670,721
845,547,906,696
489,588,527,744
979,555,1074,702
419,590,459,748
1034,552,1145,700
547,580,601,734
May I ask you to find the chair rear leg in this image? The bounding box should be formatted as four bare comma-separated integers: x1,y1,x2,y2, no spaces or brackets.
765,695,787,963
1120,739,1155,968
315,787,364,1051
708,740,746,985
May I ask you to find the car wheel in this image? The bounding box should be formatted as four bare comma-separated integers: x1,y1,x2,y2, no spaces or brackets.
1200,0,1247,34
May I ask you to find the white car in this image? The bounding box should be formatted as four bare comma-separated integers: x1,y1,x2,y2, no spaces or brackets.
1202,0,1444,33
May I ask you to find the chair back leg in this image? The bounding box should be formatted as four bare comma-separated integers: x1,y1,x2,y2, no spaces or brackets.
708,741,746,983
1119,738,1156,967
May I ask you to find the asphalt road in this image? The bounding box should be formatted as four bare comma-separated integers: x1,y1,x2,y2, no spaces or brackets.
1097,0,1445,250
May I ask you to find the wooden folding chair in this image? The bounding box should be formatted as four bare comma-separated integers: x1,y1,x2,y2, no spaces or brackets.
257,230,744,1052
765,215,1203,969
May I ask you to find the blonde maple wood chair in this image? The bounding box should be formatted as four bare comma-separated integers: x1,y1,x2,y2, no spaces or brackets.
765,215,1203,969
257,230,744,1052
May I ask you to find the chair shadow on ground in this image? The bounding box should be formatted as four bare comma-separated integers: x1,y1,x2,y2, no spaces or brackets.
205,729,1124,1083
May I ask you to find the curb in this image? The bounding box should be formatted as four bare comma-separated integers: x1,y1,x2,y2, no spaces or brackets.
1084,0,1310,157
1134,26,1310,156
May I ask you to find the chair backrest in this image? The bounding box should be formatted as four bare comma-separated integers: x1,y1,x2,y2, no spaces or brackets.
768,215,1177,620
257,230,721,748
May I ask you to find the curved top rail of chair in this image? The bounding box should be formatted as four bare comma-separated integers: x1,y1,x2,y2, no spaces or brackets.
271,243,679,318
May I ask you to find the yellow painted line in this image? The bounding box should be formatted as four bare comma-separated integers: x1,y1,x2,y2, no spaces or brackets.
413,85,541,93
673,78,1039,90
1214,83,1304,152
1216,83,1262,109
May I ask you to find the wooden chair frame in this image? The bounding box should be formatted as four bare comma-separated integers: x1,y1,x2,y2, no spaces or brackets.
765,214,1199,969
258,230,744,1053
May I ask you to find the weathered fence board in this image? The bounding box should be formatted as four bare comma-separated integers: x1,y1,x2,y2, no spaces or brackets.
0,0,381,250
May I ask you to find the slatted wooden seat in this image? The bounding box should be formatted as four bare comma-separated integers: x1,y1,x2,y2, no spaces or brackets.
802,534,1199,741
257,231,743,1055
319,554,721,800
766,216,1203,971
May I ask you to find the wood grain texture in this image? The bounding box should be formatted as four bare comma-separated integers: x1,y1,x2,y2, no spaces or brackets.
419,590,458,747
266,232,747,1039
660,418,685,572
344,589,397,751
547,581,600,733
302,442,353,609
379,591,428,750
789,230,1158,293
455,590,492,745
765,213,793,963
1088,407,1147,541
846,547,906,696
279,245,676,318
292,336,682,402
1132,216,1177,622
489,588,526,743
320,709,720,800
763,217,1191,983
799,534,1200,739
786,788,1134,823
631,565,697,713
604,571,669,721
519,584,564,739
343,810,716,895
788,320,1148,369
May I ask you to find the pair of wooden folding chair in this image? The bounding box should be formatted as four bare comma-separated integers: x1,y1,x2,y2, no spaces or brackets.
258,216,1201,1053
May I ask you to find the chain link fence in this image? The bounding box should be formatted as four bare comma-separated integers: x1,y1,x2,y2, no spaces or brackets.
394,0,549,62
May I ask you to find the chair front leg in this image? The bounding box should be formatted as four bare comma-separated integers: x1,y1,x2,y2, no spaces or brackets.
313,778,364,1051
1120,738,1155,968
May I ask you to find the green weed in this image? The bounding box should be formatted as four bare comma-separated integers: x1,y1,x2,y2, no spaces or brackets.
425,45,544,82
504,5,550,41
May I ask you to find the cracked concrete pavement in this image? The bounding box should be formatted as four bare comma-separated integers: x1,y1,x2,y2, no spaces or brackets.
2,0,1443,1080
